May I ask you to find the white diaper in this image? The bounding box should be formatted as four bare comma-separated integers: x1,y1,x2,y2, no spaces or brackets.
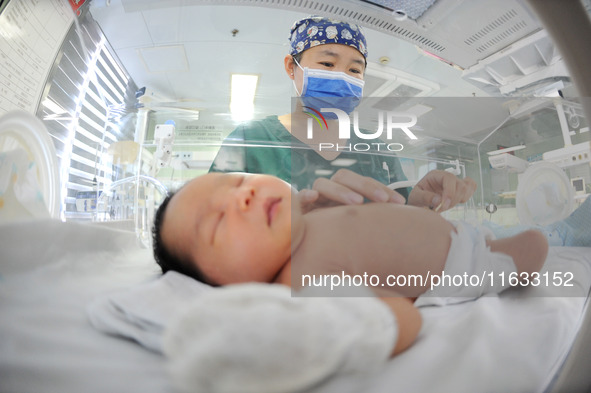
415,222,517,307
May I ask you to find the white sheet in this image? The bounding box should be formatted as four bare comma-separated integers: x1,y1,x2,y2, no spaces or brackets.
0,219,590,393
0,220,169,393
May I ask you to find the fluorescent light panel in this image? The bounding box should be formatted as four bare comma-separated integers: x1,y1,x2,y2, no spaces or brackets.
230,74,258,121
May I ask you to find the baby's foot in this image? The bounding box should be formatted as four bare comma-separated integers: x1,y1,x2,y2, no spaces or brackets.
489,230,548,275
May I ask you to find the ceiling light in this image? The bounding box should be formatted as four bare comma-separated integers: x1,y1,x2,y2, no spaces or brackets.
230,74,258,122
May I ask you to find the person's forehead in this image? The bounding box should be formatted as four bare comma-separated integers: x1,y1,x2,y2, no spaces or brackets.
178,173,217,200
164,173,229,246
305,44,365,62
180,172,248,209
169,173,222,221
184,172,235,194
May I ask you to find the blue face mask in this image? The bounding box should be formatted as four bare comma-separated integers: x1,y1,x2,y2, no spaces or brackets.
293,59,364,118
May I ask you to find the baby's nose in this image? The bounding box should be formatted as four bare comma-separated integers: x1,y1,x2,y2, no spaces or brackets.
236,186,255,210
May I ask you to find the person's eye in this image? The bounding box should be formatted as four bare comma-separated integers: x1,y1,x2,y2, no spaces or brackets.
350,68,362,74
211,212,224,244
319,62,334,68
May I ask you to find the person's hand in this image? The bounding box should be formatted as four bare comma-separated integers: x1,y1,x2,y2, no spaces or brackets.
407,170,476,212
297,168,406,213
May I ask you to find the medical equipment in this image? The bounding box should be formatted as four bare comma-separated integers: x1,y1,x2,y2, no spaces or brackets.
485,202,498,221
0,110,60,219
488,152,529,173
572,177,586,195
475,93,590,227
544,141,591,168
516,161,575,226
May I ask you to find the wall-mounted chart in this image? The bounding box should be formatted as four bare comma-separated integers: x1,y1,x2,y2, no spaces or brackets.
0,0,74,116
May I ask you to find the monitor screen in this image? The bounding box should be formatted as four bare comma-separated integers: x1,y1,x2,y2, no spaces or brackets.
572,178,585,192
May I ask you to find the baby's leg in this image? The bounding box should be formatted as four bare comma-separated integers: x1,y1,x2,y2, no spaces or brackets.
487,230,548,276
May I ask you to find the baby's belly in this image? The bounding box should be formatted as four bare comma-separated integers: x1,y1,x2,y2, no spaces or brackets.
295,203,453,296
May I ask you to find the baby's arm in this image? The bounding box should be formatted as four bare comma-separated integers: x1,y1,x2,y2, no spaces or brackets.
378,295,422,356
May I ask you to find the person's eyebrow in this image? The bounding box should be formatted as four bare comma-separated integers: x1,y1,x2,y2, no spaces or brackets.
318,48,364,67
209,212,222,245
351,58,365,67
189,176,220,246
219,172,244,187
205,174,228,245
192,197,208,245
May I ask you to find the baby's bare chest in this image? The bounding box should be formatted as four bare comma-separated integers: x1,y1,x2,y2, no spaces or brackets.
292,207,403,279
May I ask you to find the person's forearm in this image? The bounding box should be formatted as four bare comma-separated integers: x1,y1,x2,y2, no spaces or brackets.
378,295,422,356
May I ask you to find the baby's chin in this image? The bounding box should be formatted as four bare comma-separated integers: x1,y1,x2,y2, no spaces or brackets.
288,186,299,203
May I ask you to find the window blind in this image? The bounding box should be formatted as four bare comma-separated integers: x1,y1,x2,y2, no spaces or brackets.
36,9,138,220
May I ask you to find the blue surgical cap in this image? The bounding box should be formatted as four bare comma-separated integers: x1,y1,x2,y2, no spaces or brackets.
288,15,368,58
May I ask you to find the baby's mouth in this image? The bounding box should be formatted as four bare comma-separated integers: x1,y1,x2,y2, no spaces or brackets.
265,197,282,226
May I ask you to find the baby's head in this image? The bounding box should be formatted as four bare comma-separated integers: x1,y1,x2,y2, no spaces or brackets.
152,173,302,286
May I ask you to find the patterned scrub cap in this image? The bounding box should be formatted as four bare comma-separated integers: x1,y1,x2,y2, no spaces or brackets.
288,15,368,58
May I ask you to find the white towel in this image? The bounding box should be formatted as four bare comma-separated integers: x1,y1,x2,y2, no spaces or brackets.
88,272,397,393
86,271,212,352
163,284,397,393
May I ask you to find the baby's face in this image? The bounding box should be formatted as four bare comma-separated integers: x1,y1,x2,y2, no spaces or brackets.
161,173,302,285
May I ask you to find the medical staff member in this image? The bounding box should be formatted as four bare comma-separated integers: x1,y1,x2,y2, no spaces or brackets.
210,15,475,211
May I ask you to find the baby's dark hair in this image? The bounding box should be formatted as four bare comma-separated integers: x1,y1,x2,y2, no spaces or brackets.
152,192,217,286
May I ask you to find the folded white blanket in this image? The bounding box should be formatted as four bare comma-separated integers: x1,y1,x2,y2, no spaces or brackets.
87,272,397,393
86,271,212,352
163,284,396,393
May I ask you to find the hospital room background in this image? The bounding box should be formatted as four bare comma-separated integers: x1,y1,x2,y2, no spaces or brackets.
1,0,591,393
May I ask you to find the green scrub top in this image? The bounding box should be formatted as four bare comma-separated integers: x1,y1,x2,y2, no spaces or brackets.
209,115,410,200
